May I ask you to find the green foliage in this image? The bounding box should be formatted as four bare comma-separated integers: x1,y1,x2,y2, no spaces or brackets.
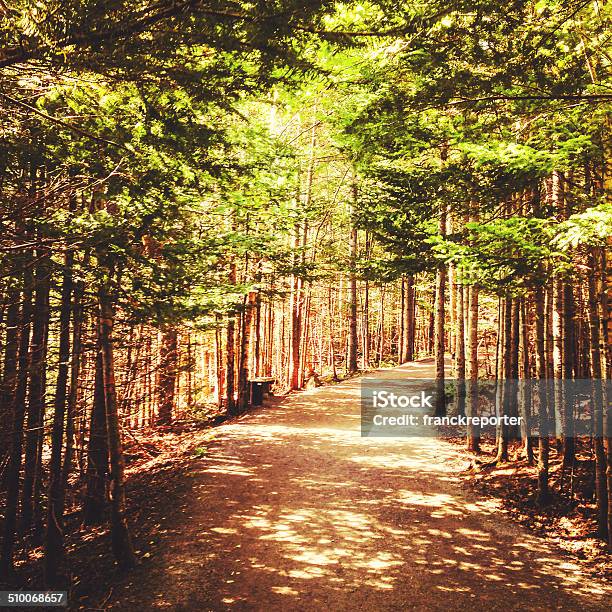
1,0,610,324
554,204,612,249
431,217,559,294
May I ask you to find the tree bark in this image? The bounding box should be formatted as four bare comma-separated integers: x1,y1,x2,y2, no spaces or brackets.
552,273,564,448
289,224,303,390
347,205,358,374
562,275,576,466
455,271,466,418
62,257,85,499
605,239,612,546
466,281,480,452
362,278,370,369
82,337,109,526
534,284,550,504
519,298,534,463
44,243,74,586
496,298,512,462
587,248,607,538
237,291,257,412
21,245,51,538
603,114,612,545
0,267,33,578
449,263,456,360
0,288,20,483
434,206,447,416
156,326,178,425
401,276,415,363
98,274,136,569
226,259,237,416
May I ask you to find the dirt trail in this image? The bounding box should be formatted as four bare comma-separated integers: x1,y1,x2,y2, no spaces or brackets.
109,361,611,611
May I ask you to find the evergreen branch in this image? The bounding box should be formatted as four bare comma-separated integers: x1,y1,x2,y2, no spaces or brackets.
297,27,409,37
446,94,612,105
0,1,245,69
0,93,132,151
0,3,452,69
532,0,594,52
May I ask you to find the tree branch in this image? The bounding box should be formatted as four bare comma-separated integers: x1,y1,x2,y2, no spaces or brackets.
0,1,246,68
0,93,132,151
446,94,612,105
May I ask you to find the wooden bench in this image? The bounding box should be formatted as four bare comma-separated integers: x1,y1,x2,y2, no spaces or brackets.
248,377,276,406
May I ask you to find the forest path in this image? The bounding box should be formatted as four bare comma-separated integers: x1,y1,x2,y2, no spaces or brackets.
110,360,611,611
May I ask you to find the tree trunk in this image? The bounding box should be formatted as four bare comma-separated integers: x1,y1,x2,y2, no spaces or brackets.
254,291,262,377
156,326,178,425
434,206,447,416
428,291,435,355
44,244,74,587
449,263,456,361
562,278,576,466
377,287,385,367
0,267,33,578
508,298,521,438
62,259,85,499
519,298,534,463
466,281,480,452
553,168,577,476
362,279,370,369
401,276,415,363
289,227,303,390
82,340,109,526
534,284,550,504
455,270,466,417
605,239,612,546
603,114,612,545
496,298,512,462
552,274,564,448
98,275,136,569
215,315,224,405
587,248,607,538
226,259,237,415
237,291,257,412
21,246,51,538
347,205,358,374
0,289,20,484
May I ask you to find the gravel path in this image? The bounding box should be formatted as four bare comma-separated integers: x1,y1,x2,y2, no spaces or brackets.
109,360,611,611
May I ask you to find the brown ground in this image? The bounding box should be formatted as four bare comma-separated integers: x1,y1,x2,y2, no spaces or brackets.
102,360,611,611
